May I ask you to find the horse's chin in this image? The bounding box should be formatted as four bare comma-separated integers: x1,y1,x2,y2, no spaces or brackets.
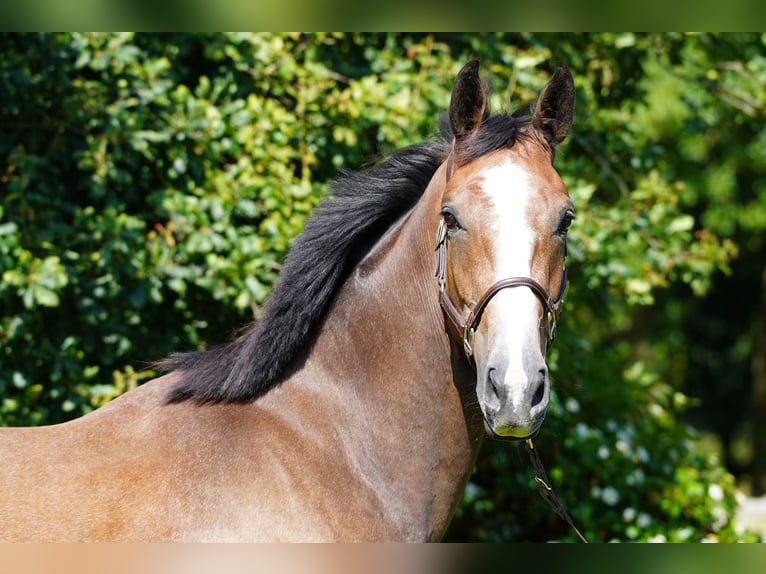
482,416,542,442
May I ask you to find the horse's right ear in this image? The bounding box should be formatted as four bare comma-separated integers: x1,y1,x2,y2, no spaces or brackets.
449,60,489,141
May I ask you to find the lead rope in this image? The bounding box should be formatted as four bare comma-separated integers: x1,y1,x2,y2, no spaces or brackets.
525,439,589,543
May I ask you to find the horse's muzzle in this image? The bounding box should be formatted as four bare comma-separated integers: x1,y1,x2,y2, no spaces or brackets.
478,362,549,441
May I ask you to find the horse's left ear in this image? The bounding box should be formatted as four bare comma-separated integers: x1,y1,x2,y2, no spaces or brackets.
532,62,575,148
449,59,489,141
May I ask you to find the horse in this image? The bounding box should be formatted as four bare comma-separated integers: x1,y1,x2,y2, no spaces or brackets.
0,60,575,542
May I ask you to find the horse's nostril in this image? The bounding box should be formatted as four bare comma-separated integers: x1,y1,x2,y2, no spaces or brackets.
531,374,546,408
488,368,501,401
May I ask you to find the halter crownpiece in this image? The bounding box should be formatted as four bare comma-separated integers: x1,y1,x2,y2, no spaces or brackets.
435,217,568,359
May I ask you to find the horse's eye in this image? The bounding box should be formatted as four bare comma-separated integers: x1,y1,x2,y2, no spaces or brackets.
559,210,575,234
441,208,460,230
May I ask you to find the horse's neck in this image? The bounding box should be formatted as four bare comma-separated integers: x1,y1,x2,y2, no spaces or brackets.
301,165,484,538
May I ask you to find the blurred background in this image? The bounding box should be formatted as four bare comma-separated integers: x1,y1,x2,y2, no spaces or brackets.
1,32,765,541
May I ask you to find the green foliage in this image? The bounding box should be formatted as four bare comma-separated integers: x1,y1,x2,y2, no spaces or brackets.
2,33,763,541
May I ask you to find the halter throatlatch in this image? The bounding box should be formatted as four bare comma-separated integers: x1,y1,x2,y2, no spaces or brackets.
435,217,568,359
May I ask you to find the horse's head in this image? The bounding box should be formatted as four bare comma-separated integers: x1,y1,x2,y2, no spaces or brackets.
438,61,575,440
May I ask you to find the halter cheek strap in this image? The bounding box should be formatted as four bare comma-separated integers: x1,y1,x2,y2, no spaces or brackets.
435,218,568,359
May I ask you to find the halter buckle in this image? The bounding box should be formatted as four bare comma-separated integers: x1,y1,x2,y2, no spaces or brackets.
547,311,557,346
435,218,447,250
463,326,475,357
435,219,448,292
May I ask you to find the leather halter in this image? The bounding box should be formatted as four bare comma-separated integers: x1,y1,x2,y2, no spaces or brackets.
432,177,584,542
435,217,568,359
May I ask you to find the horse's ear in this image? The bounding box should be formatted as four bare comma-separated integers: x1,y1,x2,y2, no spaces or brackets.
449,59,489,140
531,62,575,148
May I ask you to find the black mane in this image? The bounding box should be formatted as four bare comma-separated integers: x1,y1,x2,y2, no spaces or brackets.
162,141,449,403
163,112,530,404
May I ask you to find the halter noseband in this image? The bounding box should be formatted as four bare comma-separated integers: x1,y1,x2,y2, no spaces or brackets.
435,217,568,358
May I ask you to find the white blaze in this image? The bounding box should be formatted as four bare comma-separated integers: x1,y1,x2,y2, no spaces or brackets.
478,159,542,401
481,159,536,279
